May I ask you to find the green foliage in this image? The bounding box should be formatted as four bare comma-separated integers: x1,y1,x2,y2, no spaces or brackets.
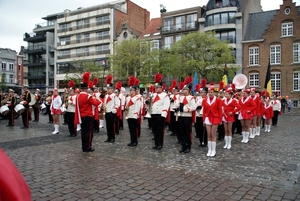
0,73,7,91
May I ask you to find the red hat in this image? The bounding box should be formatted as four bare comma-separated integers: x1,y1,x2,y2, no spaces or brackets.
225,88,233,93
68,80,75,89
106,75,113,88
250,88,256,92
243,89,250,93
81,72,90,88
209,82,215,91
154,73,163,87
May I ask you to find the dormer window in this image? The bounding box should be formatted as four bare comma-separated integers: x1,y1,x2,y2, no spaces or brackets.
282,22,293,37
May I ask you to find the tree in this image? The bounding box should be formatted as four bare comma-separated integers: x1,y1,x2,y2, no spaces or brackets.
0,73,7,91
111,38,160,84
166,31,236,82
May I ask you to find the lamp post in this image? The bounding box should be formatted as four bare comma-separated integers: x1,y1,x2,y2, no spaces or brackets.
102,59,107,89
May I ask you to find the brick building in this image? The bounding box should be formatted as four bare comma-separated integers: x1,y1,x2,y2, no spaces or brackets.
243,0,300,107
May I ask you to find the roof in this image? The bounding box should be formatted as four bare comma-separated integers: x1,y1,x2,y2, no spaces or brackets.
139,18,161,39
243,10,277,41
116,23,143,38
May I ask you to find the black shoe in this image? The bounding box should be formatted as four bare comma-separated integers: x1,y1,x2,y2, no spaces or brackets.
131,142,137,146
68,134,77,137
104,139,110,142
108,139,115,143
83,148,95,152
179,148,186,153
62,123,67,125
170,133,177,136
94,130,99,133
6,125,13,127
195,135,199,138
156,145,162,150
127,142,133,146
32,120,38,122
152,145,158,149
184,149,190,153
119,127,123,130
47,121,53,123
20,126,28,129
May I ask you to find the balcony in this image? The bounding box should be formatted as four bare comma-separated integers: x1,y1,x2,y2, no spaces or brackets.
49,58,54,66
57,35,110,47
162,22,198,34
24,60,46,67
57,20,110,33
24,46,46,54
23,72,46,79
23,32,46,42
33,21,55,32
57,49,110,60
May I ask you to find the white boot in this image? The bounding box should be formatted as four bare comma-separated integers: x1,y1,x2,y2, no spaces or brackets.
76,124,81,132
227,136,232,149
252,127,256,138
267,125,271,132
223,136,228,149
99,120,104,128
207,141,212,157
244,132,249,143
256,127,260,136
249,128,254,138
210,141,216,157
241,132,245,143
264,126,268,133
52,124,59,134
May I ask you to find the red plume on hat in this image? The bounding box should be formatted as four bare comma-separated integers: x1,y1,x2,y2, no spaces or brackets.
134,78,140,86
172,79,177,88
128,76,136,87
154,73,163,83
179,82,184,90
169,86,173,93
82,72,90,84
106,75,113,85
184,76,192,85
88,81,94,89
231,83,235,92
149,85,155,93
195,84,201,92
93,78,98,86
115,81,122,90
219,81,224,92
162,83,166,91
68,80,75,88
200,78,207,88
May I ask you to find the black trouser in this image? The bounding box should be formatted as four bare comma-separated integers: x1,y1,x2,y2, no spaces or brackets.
272,111,279,125
21,108,29,128
178,116,192,150
105,112,116,140
94,118,99,132
115,115,120,134
218,123,225,140
128,118,138,143
33,105,40,121
7,106,14,126
81,116,94,151
195,116,207,145
67,112,76,135
136,117,141,137
170,111,177,135
119,110,124,129
233,114,242,134
46,105,53,122
151,114,165,147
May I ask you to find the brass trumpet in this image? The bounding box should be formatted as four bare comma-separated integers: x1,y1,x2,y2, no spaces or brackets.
125,105,129,119
102,103,106,115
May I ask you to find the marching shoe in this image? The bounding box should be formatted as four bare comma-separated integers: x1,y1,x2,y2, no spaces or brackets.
52,124,59,134
241,132,245,143
249,128,254,139
104,139,110,142
179,147,186,153
227,136,232,149
244,132,249,143
156,145,162,150
210,142,216,157
108,139,115,143
131,142,137,146
206,141,212,157
184,149,190,153
20,126,28,129
127,142,133,146
152,145,158,149
223,136,228,149
255,127,260,136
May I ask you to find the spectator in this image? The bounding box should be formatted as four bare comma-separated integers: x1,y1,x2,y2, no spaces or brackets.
281,96,287,113
287,100,292,113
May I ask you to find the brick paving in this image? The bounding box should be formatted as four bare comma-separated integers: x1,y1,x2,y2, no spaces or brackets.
0,110,300,200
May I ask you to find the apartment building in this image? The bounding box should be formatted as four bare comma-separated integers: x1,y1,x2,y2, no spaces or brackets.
199,0,262,74
23,13,57,94
55,0,149,89
243,0,300,107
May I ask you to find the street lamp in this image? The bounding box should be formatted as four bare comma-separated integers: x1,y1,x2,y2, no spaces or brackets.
102,59,107,89
160,4,167,14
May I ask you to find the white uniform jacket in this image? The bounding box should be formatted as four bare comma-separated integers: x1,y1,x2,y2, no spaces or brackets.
173,94,196,117
125,95,141,119
150,92,170,118
104,93,120,114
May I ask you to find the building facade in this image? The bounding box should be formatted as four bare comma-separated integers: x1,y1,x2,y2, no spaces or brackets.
243,0,300,107
55,0,149,90
199,0,262,74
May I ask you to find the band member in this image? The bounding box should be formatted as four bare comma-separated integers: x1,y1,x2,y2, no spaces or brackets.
232,88,242,135
271,95,281,126
104,75,120,143
150,73,170,150
50,88,62,134
46,91,53,123
119,87,126,130
66,88,77,137
195,79,208,147
93,85,101,133
255,93,264,136
174,77,196,154
222,88,241,149
169,80,179,137
125,85,141,146
6,89,17,127
32,88,41,122
263,98,274,132
217,87,225,141
135,79,144,138
0,89,3,107
238,89,256,143
202,83,222,157
114,81,123,135
249,88,260,138
75,72,101,152
20,85,31,129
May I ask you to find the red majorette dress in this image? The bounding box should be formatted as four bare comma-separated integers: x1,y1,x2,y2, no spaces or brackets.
222,98,241,123
238,96,256,120
250,94,260,116
262,103,274,119
51,94,62,115
202,96,222,125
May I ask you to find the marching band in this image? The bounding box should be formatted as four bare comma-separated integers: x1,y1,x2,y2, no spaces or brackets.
0,72,281,155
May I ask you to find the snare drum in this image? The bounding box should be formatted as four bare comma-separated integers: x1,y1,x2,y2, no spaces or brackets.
0,105,10,116
15,104,26,114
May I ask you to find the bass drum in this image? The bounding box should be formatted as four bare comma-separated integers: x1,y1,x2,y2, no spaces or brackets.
15,104,26,114
0,105,10,116
232,74,248,89
29,93,36,106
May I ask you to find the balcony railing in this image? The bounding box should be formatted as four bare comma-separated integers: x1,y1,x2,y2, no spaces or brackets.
57,20,110,33
24,72,46,78
57,35,110,47
23,32,46,41
35,21,55,29
57,50,110,60
162,22,198,33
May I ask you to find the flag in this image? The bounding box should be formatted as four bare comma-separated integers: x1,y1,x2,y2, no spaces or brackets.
264,59,272,97
221,64,228,88
192,70,199,94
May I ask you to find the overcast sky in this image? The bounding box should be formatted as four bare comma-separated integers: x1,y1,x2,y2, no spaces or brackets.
0,0,299,52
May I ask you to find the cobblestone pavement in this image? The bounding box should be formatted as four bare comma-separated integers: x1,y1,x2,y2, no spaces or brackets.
0,110,300,201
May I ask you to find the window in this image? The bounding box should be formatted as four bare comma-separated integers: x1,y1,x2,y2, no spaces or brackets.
176,35,182,42
96,44,109,52
270,45,281,64
60,36,70,45
9,63,14,70
249,73,259,87
163,18,173,32
60,49,71,56
215,31,236,43
164,36,173,49
293,43,300,63
282,22,293,37
83,33,90,42
293,72,300,91
84,19,90,28
76,20,83,29
59,23,71,31
76,34,81,43
175,16,184,30
221,13,228,24
150,40,159,51
249,47,259,66
9,75,13,83
292,100,298,108
1,62,6,70
271,72,281,95
96,30,109,40
96,15,110,25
